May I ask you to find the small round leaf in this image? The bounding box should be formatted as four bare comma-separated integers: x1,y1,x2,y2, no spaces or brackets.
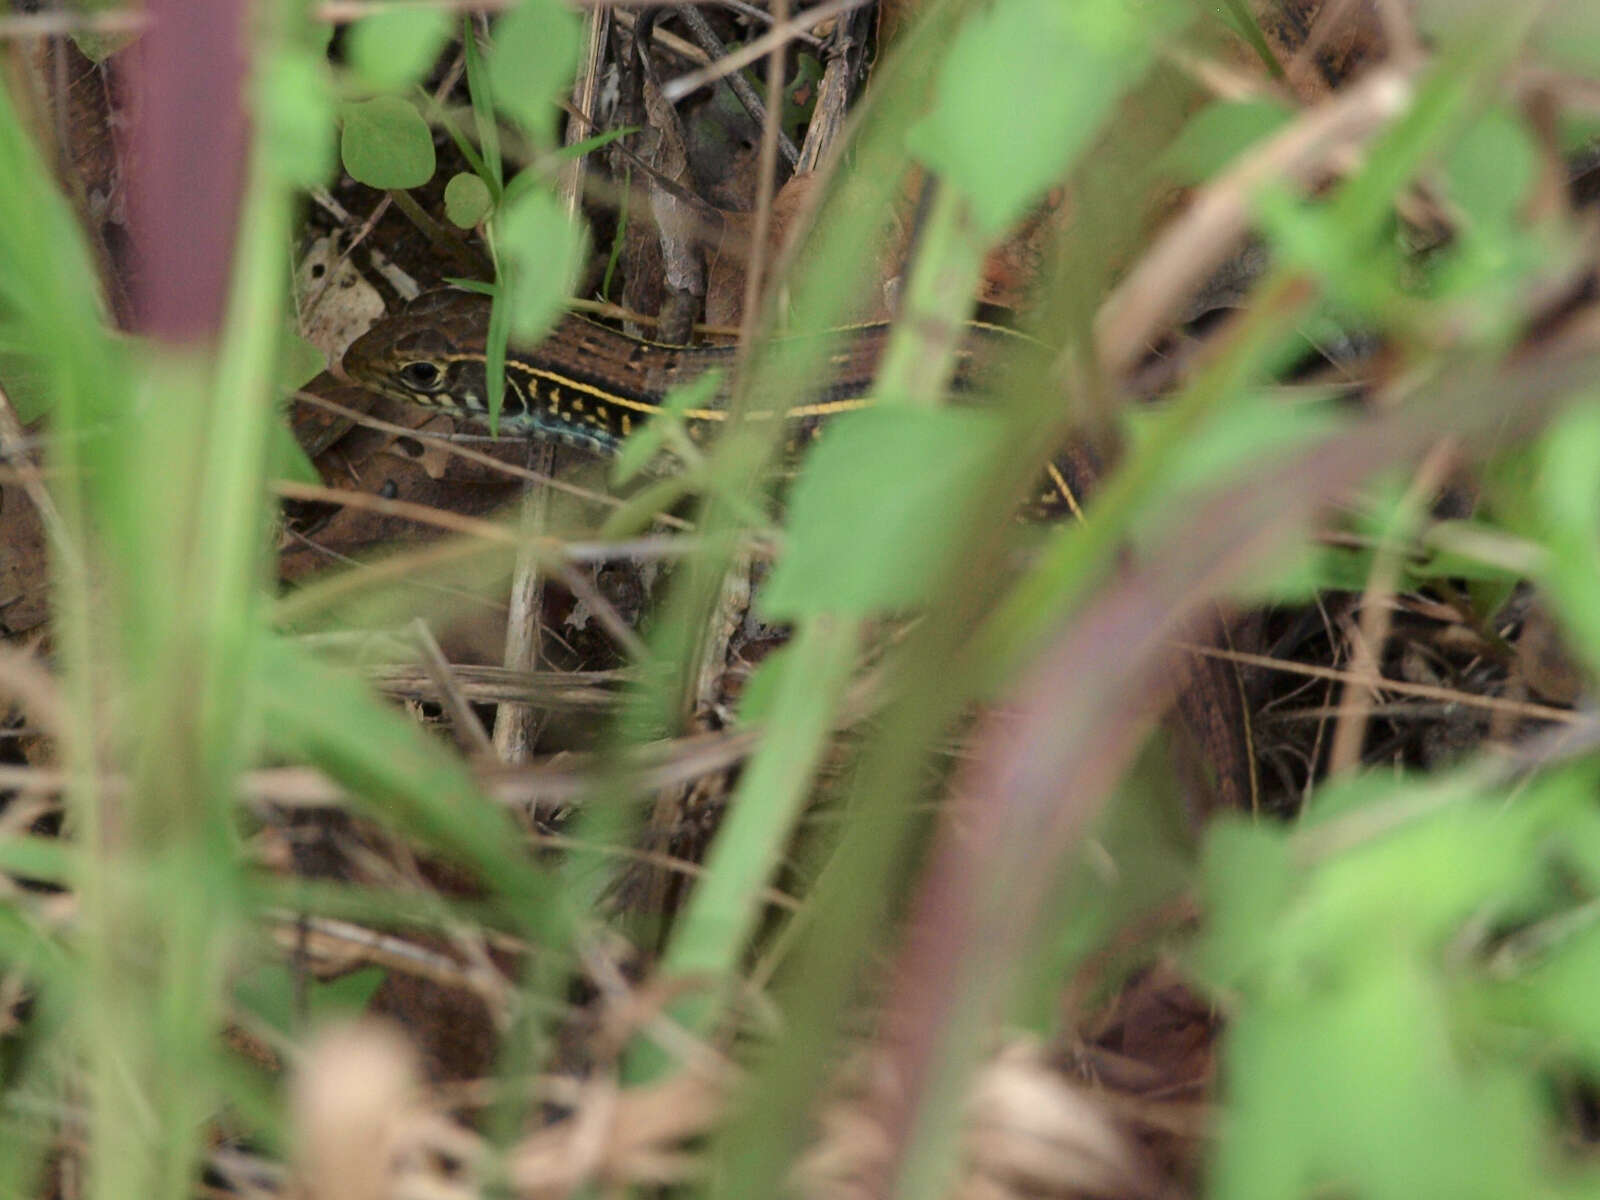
347,7,454,92
340,96,436,190
444,172,493,228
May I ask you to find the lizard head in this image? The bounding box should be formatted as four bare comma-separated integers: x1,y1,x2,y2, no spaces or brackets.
340,290,500,417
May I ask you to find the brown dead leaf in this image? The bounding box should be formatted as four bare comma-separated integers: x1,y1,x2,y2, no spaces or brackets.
0,481,50,640
291,1021,422,1200
1516,598,1586,706
706,171,829,327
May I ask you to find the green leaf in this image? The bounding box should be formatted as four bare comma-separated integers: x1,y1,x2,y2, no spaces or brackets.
906,0,1173,234
0,339,52,423
1256,186,1409,320
441,276,497,297
71,28,137,64
1159,97,1294,185
760,405,1006,618
495,181,586,342
1212,0,1285,81
1201,771,1563,1200
1443,108,1535,231
461,11,503,188
443,171,493,227
555,125,640,160
1235,542,1376,604
735,645,792,724
346,6,454,93
339,96,436,190
1019,744,1197,1033
1510,923,1600,1076
269,419,321,487
259,49,338,189
1414,520,1546,582
1529,5,1600,77
1195,819,1294,992
1532,398,1600,674
280,328,325,393
486,0,582,143
0,835,71,891
597,473,701,540
1557,109,1600,155
646,616,861,1078
1121,385,1346,541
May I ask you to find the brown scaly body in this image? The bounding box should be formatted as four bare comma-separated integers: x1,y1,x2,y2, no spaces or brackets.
340,289,1029,458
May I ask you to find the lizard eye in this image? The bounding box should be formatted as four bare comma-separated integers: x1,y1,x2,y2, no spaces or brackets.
399,360,444,391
